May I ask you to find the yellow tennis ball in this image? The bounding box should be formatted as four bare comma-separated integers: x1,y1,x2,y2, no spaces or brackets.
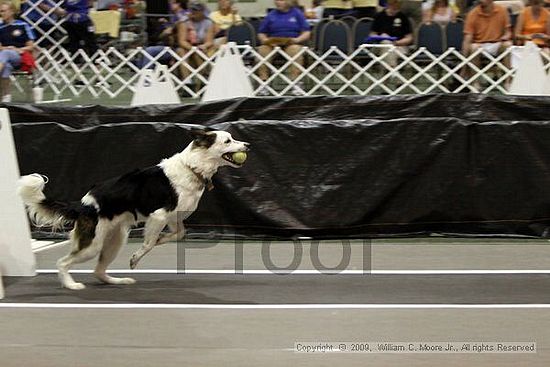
232,151,247,164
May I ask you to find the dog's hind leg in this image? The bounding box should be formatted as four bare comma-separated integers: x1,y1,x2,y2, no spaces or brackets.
129,210,167,269
155,221,186,246
56,222,106,290
94,224,136,285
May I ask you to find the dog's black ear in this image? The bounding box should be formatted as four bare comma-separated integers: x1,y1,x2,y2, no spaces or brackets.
191,129,216,148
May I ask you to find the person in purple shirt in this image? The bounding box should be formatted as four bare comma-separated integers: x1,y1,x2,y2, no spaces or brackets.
57,0,98,56
257,0,310,96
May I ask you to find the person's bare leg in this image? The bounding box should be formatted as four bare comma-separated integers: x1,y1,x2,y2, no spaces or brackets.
461,43,482,91
257,45,274,81
177,48,192,81
192,53,205,91
284,44,304,81
0,76,10,100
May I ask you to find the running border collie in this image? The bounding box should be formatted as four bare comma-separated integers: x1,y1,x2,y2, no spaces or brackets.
18,130,250,290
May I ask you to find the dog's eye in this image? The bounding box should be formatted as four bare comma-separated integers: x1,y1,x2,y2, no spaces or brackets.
225,139,230,144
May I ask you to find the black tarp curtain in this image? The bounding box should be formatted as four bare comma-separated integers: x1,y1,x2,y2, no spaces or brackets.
9,94,550,238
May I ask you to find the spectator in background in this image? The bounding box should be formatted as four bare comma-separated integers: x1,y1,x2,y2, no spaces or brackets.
353,0,377,19
457,0,476,15
256,0,311,96
514,0,550,49
370,0,413,65
57,0,98,57
209,0,242,45
322,0,354,18
305,0,324,21
156,0,189,47
462,0,511,88
135,0,188,69
167,0,190,25
175,1,215,87
422,0,457,24
20,0,59,47
0,1,35,102
371,0,413,46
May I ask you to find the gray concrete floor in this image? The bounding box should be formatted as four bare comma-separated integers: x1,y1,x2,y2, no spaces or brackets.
2,238,550,366
33,237,550,271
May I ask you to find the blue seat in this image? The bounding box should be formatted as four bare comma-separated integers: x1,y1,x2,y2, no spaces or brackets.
340,15,357,30
227,21,257,47
352,17,373,49
417,22,445,55
445,20,464,52
319,20,352,55
312,18,330,51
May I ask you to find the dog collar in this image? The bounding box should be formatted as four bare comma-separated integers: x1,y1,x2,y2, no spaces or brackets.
187,165,214,191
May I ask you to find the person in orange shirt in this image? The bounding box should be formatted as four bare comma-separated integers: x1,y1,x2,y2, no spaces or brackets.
462,0,512,89
515,0,550,49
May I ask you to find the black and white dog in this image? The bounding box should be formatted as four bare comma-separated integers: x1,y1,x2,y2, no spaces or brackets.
18,130,249,290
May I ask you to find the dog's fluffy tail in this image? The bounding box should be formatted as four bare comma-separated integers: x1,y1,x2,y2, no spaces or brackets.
18,174,80,229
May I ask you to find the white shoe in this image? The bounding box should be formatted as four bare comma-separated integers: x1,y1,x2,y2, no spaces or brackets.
2,94,12,102
256,86,270,96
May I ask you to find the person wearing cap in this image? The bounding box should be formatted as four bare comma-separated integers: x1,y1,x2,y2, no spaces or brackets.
256,0,311,96
175,1,216,88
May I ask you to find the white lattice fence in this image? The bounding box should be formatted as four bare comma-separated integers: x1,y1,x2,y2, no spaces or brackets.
31,44,550,101
20,0,67,49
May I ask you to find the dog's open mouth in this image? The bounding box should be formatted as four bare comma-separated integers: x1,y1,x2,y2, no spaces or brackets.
222,152,245,166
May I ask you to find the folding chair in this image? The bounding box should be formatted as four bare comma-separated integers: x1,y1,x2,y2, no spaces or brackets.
340,15,358,30
246,17,263,46
445,20,464,52
443,20,465,90
350,17,374,67
227,21,257,47
318,19,352,55
352,17,374,49
227,21,257,67
312,18,330,51
11,51,37,102
318,20,352,82
415,22,445,59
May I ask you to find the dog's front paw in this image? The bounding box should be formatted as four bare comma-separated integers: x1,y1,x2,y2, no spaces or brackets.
129,254,140,270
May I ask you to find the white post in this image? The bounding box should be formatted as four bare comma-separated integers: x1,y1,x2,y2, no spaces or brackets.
202,42,253,102
0,108,36,279
510,42,548,95
0,269,3,299
131,65,181,106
